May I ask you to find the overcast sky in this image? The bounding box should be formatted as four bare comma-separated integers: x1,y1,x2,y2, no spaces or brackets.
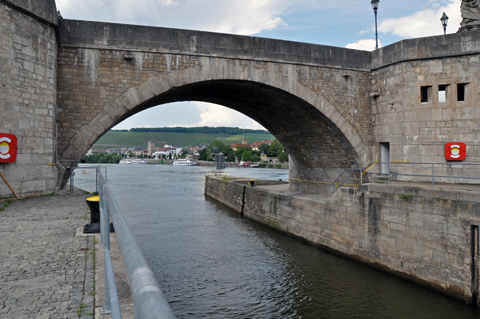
56,0,463,130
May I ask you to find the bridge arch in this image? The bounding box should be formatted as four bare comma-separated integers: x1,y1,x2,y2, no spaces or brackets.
58,60,369,193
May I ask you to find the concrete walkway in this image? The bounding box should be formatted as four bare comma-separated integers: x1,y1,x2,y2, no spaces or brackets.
0,193,134,318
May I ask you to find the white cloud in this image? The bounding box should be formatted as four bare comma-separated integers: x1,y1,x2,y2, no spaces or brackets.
192,102,265,129
56,0,291,35
378,0,462,38
346,39,381,51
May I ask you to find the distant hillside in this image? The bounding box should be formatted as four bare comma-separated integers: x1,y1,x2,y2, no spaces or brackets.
91,128,274,150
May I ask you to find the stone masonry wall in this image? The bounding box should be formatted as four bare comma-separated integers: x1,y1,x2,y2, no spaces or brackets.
0,0,58,197
205,176,480,305
371,32,480,184
56,20,373,190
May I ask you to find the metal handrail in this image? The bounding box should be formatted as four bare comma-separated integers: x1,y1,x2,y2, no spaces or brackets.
332,161,480,194
97,166,176,319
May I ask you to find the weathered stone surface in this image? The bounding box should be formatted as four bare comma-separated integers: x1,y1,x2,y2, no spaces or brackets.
205,176,480,305
0,1,58,197
5,0,480,195
56,30,372,191
0,194,94,318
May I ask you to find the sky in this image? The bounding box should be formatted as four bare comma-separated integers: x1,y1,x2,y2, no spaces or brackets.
56,0,463,130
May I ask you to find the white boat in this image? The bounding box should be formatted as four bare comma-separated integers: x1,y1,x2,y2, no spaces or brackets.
119,159,132,164
173,159,197,166
131,159,147,164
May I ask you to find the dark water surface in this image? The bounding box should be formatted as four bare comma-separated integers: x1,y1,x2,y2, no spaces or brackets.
76,164,479,318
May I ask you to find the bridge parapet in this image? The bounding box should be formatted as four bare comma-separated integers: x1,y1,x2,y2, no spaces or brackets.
59,20,371,71
372,30,480,69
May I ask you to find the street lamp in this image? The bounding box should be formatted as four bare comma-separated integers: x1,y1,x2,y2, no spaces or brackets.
441,12,449,35
371,0,380,50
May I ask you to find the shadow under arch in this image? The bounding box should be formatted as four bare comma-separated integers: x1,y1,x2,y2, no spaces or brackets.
59,79,369,194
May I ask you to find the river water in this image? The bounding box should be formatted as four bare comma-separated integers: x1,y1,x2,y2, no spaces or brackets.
75,164,479,318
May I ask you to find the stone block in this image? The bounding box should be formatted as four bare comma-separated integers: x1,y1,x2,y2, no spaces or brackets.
440,189,459,201
419,187,442,199
457,190,480,203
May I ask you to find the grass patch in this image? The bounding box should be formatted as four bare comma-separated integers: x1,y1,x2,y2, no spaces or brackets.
399,194,413,202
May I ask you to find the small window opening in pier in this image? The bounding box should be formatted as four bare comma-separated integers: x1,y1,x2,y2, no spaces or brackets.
380,142,390,175
458,83,467,101
421,86,431,103
438,85,448,103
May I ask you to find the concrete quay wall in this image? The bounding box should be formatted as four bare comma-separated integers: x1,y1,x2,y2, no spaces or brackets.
205,176,480,305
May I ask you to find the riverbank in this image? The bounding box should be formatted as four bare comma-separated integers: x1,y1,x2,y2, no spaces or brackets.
143,159,289,168
204,176,480,306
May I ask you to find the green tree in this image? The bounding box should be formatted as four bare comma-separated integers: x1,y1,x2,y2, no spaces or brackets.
234,145,251,161
250,154,260,162
81,152,122,164
268,140,284,157
222,146,235,162
259,143,270,154
241,150,252,161
278,152,289,162
199,148,208,161
203,140,227,161
208,140,226,153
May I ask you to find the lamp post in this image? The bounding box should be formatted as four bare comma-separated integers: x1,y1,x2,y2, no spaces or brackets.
441,12,449,35
371,0,380,50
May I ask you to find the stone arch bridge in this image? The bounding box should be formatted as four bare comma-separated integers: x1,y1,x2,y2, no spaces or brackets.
6,0,480,197
56,20,373,192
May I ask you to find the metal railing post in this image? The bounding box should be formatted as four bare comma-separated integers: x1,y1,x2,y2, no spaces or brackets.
99,178,105,248
96,166,98,193
101,193,112,315
103,197,110,250
388,162,391,184
359,168,363,185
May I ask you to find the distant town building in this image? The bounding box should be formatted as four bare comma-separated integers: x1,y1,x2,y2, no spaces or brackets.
147,140,155,156
251,140,273,151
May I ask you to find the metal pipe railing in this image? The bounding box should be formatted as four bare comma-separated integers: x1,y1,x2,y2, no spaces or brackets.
332,161,480,194
97,167,176,319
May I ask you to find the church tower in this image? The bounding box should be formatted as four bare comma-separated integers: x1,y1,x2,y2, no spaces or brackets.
242,129,248,144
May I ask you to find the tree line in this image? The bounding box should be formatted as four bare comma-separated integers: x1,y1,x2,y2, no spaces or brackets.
82,153,122,164
199,139,288,162
114,126,270,135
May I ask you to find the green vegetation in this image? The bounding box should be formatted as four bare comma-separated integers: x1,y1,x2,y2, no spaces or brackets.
199,138,288,162
260,140,288,162
82,153,122,164
92,127,274,150
399,194,413,202
199,140,236,161
127,126,269,134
